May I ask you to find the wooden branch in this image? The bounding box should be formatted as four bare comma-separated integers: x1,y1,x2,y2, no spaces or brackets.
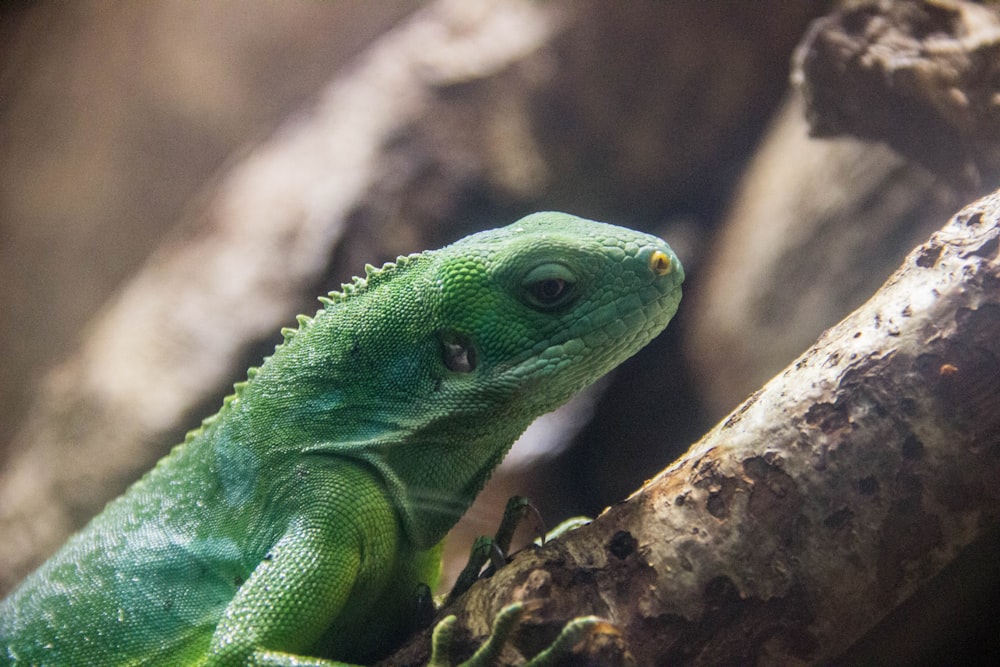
392,190,1000,665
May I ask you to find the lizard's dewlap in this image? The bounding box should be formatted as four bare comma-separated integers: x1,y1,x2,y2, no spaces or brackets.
1,212,683,666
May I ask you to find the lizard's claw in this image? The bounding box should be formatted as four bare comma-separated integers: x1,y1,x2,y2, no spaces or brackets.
428,605,526,667
524,615,617,666
428,615,458,667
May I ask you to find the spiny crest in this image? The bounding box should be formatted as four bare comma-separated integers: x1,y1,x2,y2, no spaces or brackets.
228,362,267,407
183,409,220,444
182,368,261,443
248,250,422,359
183,252,423,445
278,313,316,344
320,253,418,306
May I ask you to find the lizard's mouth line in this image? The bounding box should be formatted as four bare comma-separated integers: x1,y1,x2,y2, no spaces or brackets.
502,281,682,381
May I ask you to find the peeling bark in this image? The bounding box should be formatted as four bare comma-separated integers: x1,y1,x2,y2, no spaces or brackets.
393,192,1000,665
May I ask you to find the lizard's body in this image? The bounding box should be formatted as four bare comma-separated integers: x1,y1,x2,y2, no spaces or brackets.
0,212,683,666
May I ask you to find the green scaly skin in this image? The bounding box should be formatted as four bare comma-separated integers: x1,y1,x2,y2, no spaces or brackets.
0,212,683,666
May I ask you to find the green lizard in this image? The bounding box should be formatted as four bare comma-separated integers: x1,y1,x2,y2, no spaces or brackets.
0,212,684,666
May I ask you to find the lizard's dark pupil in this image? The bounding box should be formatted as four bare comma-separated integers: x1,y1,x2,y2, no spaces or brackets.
535,279,565,302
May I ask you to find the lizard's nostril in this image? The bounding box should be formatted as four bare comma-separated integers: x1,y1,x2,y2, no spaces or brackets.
649,250,673,276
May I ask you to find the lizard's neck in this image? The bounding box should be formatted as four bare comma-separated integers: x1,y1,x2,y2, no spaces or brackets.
368,424,528,550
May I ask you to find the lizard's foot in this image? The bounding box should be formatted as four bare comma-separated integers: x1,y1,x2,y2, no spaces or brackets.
429,603,620,667
534,516,591,545
448,497,543,604
438,498,606,665
432,604,524,667
450,497,597,605
523,614,618,666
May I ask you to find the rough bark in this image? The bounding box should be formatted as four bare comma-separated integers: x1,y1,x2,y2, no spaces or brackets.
391,191,1000,665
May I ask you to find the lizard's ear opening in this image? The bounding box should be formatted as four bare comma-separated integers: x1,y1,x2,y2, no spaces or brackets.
520,262,577,311
440,330,478,373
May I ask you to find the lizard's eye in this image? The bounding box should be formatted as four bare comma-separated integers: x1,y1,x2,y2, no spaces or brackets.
522,263,577,310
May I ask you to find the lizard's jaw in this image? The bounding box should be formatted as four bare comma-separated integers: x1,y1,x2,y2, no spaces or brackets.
504,256,682,408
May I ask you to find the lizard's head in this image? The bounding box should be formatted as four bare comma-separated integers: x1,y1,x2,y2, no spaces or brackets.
433,211,684,418
290,212,683,545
